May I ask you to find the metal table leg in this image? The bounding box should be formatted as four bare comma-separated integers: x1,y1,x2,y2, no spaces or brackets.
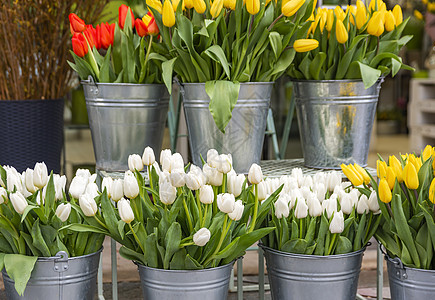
111,239,118,300
98,253,105,300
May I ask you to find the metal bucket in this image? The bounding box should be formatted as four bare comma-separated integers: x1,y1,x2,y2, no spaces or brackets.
82,79,169,173
137,262,233,300
293,79,382,169
261,244,364,300
387,255,435,299
182,82,272,174
2,249,102,300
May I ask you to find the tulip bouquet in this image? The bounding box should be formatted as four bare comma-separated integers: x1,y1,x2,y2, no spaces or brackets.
146,0,318,131
261,168,381,255
0,164,104,295
287,0,413,88
68,5,163,83
354,145,435,270
67,147,281,269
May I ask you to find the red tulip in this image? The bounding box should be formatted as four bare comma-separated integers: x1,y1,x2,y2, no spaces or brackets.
72,33,88,57
99,22,114,49
135,19,148,37
83,25,96,50
69,13,86,34
143,12,159,36
119,4,135,29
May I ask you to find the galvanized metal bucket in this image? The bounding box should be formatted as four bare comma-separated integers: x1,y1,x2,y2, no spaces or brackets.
2,249,102,300
261,244,364,300
386,254,435,299
182,82,272,174
82,78,169,174
137,262,233,300
293,79,383,169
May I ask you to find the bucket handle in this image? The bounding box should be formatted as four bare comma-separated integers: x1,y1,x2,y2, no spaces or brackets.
174,77,185,98
86,76,100,96
53,251,69,272
380,244,407,280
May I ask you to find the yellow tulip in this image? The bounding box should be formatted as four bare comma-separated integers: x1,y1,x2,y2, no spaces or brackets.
172,0,185,11
384,11,395,32
246,0,260,15
346,5,357,25
386,166,396,190
377,160,388,178
429,178,435,204
367,12,384,36
408,154,422,173
392,5,403,25
414,10,424,21
401,154,408,161
403,163,419,190
147,0,163,14
369,0,384,12
334,6,345,21
193,0,206,13
210,0,223,17
336,19,348,44
310,12,322,34
341,164,364,186
223,0,236,10
293,39,319,52
162,0,176,27
326,9,334,31
356,5,367,29
423,145,434,161
185,0,194,8
282,0,305,17
389,155,403,183
319,10,327,32
353,164,371,185
379,178,392,203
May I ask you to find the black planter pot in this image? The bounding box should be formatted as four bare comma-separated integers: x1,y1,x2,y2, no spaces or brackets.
0,99,64,173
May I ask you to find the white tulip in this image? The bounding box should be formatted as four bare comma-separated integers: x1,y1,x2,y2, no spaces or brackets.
185,172,203,191
215,154,232,174
199,185,214,204
280,176,298,193
341,181,352,190
217,193,235,213
102,177,113,197
85,182,100,199
76,168,91,179
265,178,280,195
203,164,223,186
340,193,354,215
228,200,244,221
206,149,219,167
53,174,67,201
159,180,177,205
333,185,344,197
301,176,313,188
227,173,245,197
6,166,23,193
291,168,304,187
193,228,211,246
152,161,162,177
24,168,37,194
257,181,268,201
329,211,345,234
349,189,359,207
368,191,380,213
69,175,88,199
300,186,311,200
36,188,46,205
118,198,134,223
170,153,185,172
274,197,290,219
322,197,337,219
111,179,124,202
33,162,48,189
289,189,303,209
88,174,97,185
189,165,207,186
10,191,28,214
158,170,170,187
142,147,156,166
160,149,172,166
124,171,140,199
248,164,263,184
128,154,144,172
277,193,291,205
79,193,98,217
55,203,71,222
313,183,326,202
307,193,322,217
0,187,7,204
357,194,370,214
169,170,186,188
327,171,342,192
313,172,327,187
294,197,308,219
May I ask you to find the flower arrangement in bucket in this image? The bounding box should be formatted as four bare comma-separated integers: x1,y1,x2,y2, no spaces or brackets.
66,147,281,299
0,164,104,298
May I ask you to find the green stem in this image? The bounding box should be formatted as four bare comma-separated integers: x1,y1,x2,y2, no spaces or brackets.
148,165,154,191
248,184,259,233
364,213,373,243
93,215,108,230
222,173,227,194
196,192,203,226
39,190,44,208
299,218,304,239
129,223,145,253
204,215,230,266
143,35,153,79
183,197,193,232
201,204,208,228
180,242,194,248
268,13,284,31
213,186,218,215
386,203,394,220
327,233,337,255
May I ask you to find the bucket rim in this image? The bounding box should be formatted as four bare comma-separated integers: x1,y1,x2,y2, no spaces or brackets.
81,80,167,88
290,78,384,84
385,253,435,274
179,81,274,86
135,260,235,273
259,243,366,259
33,247,103,262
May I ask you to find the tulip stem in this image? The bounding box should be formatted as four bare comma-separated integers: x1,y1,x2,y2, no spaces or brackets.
148,166,154,191
386,203,394,220
299,218,304,239
128,223,145,254
213,186,218,215
196,192,203,226
39,190,44,208
180,242,194,248
248,15,255,35
204,215,231,266
248,184,259,233
222,173,227,194
327,233,337,255
201,204,208,228
401,182,414,211
376,36,380,56
183,197,193,232
414,190,419,204
93,215,108,230
143,35,153,80
433,204,435,219
268,13,284,31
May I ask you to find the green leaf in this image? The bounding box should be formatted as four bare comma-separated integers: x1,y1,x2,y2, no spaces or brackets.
100,192,123,242
309,52,327,80
335,236,353,255
169,249,187,270
145,233,160,268
357,62,381,89
185,254,203,270
59,224,110,235
163,222,181,269
205,80,240,133
281,238,308,254
162,58,177,95
204,45,231,79
4,254,38,296
31,219,50,257
119,245,146,265
99,46,113,83
269,32,283,60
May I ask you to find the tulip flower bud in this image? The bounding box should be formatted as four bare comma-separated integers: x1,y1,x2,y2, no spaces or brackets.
170,153,185,173
199,185,214,204
403,163,419,190
293,39,319,52
79,193,98,216
142,147,156,166
329,211,344,234
248,164,263,184
335,19,348,44
322,197,337,218
69,13,86,34
228,200,244,221
147,0,163,14
378,178,392,203
341,164,363,186
112,179,124,202
172,0,185,11
160,149,172,166
102,177,113,198
282,0,305,17
203,164,223,187
314,182,326,202
384,11,395,32
69,175,88,199
119,4,135,30
353,164,371,185
210,0,224,18
423,145,434,162
227,173,245,197
193,0,206,13
193,228,211,246
294,198,308,219
163,0,176,27
340,193,354,214
224,0,236,10
159,179,177,205
128,154,144,172
368,190,380,212
392,5,402,25
356,4,367,29
307,193,322,217
357,194,369,214
217,193,236,213
142,13,159,36
118,198,135,223
185,172,203,191
0,187,7,204
408,154,422,173
86,182,100,200
367,12,384,37
377,160,388,178
326,171,342,192
32,162,48,190
257,181,268,201
124,171,140,199
274,197,290,219
53,174,67,201
215,154,232,174
56,203,71,222
76,168,92,179
207,149,219,167
246,0,260,15
10,191,28,214
135,18,148,37
170,170,186,188
326,9,334,31
429,178,435,204
385,166,396,190
24,168,37,194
